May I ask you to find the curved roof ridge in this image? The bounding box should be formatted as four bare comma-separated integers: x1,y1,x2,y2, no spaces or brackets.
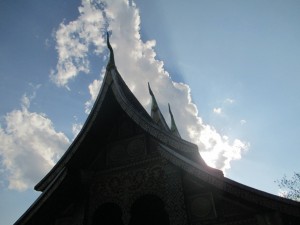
35,70,113,191
159,143,300,216
35,33,203,191
110,69,199,154
15,168,67,225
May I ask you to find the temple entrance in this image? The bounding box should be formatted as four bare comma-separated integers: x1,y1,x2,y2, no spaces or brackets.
92,202,124,225
129,194,170,225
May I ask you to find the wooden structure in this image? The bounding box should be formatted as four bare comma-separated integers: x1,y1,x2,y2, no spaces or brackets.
15,34,300,225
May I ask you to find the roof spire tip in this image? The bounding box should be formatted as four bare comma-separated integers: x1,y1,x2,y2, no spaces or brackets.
106,32,115,69
168,103,181,138
148,82,152,95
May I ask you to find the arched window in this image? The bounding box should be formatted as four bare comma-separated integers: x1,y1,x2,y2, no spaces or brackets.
92,202,124,225
129,194,170,225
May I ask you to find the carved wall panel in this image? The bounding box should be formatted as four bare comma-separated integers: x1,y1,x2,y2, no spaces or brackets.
88,159,189,225
106,135,146,166
107,112,144,142
216,197,257,220
187,192,217,222
182,174,261,225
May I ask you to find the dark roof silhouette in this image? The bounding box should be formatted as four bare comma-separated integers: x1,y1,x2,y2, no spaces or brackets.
14,33,300,225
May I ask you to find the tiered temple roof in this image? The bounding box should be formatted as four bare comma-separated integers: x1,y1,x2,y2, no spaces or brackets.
14,33,300,225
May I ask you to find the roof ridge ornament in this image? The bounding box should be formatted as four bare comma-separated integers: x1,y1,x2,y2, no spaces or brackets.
148,82,159,111
148,82,170,132
168,103,181,138
106,32,116,70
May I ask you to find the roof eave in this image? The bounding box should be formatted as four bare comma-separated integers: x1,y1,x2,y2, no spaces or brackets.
158,143,300,217
35,69,114,192
15,168,67,225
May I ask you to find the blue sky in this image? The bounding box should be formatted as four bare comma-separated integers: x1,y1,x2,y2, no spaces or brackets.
1,0,300,224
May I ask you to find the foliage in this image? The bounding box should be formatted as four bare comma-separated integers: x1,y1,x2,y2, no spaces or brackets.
276,172,300,201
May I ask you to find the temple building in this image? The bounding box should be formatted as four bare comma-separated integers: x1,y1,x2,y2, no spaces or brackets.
15,34,300,225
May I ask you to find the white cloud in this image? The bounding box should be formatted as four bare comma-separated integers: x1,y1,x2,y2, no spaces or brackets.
85,68,105,113
240,119,247,125
72,123,83,139
213,107,222,114
0,0,250,192
225,98,235,104
0,95,70,191
44,38,51,49
50,0,107,87
51,0,249,172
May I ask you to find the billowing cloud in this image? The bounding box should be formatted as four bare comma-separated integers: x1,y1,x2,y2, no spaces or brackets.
51,0,249,172
50,1,107,87
0,95,69,191
213,107,222,114
84,68,105,114
72,123,83,139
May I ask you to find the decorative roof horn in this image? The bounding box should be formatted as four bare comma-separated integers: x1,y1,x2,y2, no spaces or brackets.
106,32,116,70
148,83,181,137
168,104,181,138
106,32,180,138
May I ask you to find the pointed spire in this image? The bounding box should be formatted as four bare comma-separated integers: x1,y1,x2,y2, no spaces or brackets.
148,83,170,131
168,104,181,138
106,32,116,70
148,82,159,112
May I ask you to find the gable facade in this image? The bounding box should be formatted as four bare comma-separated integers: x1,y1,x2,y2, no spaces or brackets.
14,34,300,225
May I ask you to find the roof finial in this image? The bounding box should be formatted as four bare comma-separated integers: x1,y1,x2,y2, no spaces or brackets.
148,82,158,112
168,103,181,138
106,32,115,69
148,83,170,131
